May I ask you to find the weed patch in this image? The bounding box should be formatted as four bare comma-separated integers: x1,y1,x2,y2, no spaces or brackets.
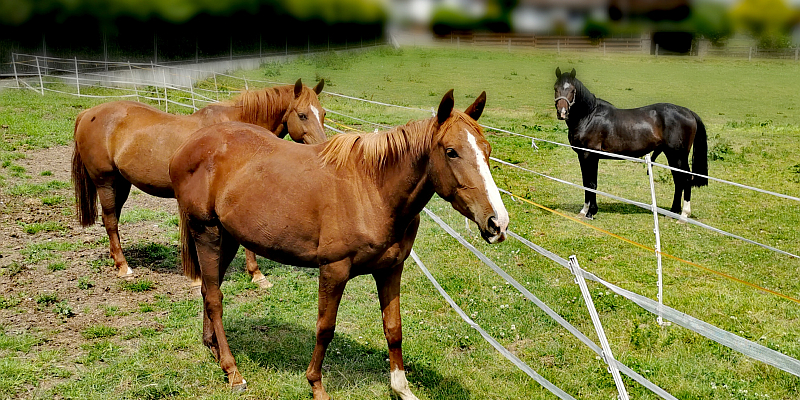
120,279,156,292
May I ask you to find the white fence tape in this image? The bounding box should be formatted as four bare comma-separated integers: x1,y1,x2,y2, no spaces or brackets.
409,250,578,400
422,208,679,400
508,231,800,378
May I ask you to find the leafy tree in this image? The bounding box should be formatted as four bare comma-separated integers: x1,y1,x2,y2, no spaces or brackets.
730,0,794,48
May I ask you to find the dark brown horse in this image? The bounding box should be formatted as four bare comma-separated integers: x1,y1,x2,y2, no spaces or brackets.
170,90,509,399
72,79,326,281
554,67,708,220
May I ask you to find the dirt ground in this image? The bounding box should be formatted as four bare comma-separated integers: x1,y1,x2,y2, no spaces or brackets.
0,145,194,361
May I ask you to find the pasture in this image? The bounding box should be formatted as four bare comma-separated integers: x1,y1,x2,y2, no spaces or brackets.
1,46,799,399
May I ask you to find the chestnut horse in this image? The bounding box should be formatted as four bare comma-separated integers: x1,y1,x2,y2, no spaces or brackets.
554,67,708,220
170,90,509,399
72,79,326,282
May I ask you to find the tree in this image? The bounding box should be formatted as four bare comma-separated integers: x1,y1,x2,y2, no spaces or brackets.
730,0,794,47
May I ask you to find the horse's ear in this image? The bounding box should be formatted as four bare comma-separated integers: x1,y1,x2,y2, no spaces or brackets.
437,89,455,125
464,91,486,121
313,79,324,95
570,68,576,78
294,78,303,98
555,67,562,78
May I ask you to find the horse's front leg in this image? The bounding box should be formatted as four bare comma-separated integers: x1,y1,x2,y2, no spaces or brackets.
307,261,350,400
578,154,599,219
375,263,419,400
244,249,273,288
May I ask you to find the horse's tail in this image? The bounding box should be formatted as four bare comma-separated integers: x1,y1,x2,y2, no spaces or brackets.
71,111,98,226
691,113,708,187
179,209,201,282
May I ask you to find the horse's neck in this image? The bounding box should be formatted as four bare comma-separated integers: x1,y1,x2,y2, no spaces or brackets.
194,95,289,132
567,86,598,129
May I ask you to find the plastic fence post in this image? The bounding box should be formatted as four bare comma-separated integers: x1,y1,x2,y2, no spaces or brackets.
645,154,666,326
213,73,219,101
74,57,80,97
568,256,630,400
162,69,168,112
151,62,161,106
12,53,19,88
128,61,139,102
35,56,44,95
189,75,196,110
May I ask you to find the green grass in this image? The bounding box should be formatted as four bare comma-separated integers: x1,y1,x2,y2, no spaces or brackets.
22,221,67,234
6,180,70,197
1,46,799,399
119,279,156,292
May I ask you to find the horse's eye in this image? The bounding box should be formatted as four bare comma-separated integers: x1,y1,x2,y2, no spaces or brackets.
298,113,308,121
446,148,459,159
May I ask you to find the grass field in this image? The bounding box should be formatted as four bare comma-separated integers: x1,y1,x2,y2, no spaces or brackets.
1,46,799,400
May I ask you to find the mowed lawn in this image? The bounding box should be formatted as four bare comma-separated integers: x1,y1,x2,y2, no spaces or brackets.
1,46,799,400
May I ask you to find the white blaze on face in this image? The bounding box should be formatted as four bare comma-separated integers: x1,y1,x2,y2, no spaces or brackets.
466,130,509,232
563,82,571,90
309,105,323,128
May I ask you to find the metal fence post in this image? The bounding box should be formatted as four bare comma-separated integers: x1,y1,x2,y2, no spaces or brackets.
243,76,248,91
645,154,666,326
568,256,630,400
128,61,140,102
11,53,19,88
74,57,81,97
35,56,44,95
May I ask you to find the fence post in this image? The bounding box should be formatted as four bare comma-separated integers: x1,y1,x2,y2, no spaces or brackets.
151,61,161,106
655,44,659,57
568,256,630,400
603,41,606,56
162,69,169,112
557,39,560,55
11,53,19,88
457,36,460,50
189,76,196,110
213,73,219,101
508,38,511,53
35,56,44,95
748,47,752,62
795,47,798,62
128,61,140,102
645,154,666,326
243,76,248,91
74,57,81,97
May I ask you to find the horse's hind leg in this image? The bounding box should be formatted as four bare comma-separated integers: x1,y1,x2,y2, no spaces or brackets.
375,263,419,400
244,249,273,289
193,223,246,391
96,176,133,278
666,152,691,219
307,261,350,400
578,154,599,219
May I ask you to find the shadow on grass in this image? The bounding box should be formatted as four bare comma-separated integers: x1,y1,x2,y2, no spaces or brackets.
224,315,472,399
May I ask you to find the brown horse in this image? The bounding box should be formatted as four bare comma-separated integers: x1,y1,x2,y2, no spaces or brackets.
170,90,509,399
72,79,326,281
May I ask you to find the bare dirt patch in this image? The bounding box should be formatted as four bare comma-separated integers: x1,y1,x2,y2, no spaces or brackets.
1,145,193,359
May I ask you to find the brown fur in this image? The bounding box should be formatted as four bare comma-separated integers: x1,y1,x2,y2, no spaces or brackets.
169,91,506,400
180,209,200,282
71,80,326,278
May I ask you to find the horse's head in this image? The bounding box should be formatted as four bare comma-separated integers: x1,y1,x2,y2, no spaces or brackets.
554,67,577,120
430,90,509,244
281,78,327,144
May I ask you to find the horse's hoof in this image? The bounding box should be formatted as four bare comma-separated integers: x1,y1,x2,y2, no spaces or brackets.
676,216,688,225
190,284,202,297
117,268,134,279
584,213,595,220
231,381,247,393
252,276,274,289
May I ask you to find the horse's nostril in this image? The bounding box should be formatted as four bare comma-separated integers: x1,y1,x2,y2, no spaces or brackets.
487,216,499,232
